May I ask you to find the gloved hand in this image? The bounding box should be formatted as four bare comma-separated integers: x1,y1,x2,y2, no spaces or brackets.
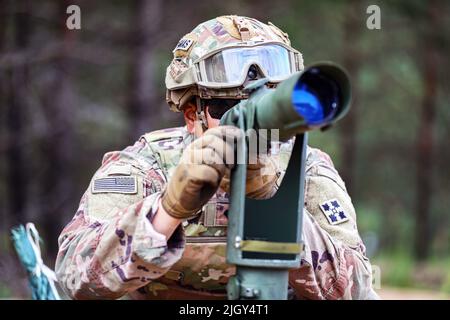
220,153,280,199
245,154,279,198
161,126,242,220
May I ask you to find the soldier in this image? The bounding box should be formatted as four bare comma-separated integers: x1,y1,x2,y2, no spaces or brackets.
55,15,379,300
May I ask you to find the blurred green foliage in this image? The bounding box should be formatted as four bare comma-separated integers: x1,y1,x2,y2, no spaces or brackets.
373,254,450,294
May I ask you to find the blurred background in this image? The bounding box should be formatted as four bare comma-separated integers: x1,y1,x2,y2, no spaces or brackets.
0,0,449,299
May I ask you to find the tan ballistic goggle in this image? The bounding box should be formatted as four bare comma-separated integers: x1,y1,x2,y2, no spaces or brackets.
194,42,303,89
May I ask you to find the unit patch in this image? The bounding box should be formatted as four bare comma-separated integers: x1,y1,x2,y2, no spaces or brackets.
319,199,349,225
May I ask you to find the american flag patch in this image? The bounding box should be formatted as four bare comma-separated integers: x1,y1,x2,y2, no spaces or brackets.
91,176,137,194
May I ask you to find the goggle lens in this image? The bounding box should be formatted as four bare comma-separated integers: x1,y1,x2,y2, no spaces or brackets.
202,44,295,86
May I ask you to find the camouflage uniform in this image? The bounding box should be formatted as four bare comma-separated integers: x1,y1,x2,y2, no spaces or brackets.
55,126,379,300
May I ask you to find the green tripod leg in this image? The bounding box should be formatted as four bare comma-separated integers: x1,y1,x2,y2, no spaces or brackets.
221,63,352,299
225,107,307,300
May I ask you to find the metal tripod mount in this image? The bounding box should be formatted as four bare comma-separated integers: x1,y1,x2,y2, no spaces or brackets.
221,63,352,299
222,100,307,300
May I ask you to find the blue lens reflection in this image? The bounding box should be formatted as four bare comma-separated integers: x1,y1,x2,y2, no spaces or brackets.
292,83,325,125
291,70,339,125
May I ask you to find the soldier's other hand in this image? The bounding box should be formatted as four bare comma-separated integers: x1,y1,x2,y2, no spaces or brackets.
219,153,279,199
161,126,242,220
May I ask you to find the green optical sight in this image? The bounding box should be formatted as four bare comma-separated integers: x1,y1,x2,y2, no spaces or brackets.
221,62,351,140
220,62,352,300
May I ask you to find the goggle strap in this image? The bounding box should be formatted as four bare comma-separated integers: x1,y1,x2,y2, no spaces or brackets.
195,96,209,131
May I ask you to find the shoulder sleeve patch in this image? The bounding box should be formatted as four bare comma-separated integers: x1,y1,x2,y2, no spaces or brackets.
319,198,350,225
91,176,137,194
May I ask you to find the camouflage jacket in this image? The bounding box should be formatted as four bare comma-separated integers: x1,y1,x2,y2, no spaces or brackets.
55,126,379,300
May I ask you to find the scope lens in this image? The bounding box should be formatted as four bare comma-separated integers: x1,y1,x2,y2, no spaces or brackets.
292,68,340,125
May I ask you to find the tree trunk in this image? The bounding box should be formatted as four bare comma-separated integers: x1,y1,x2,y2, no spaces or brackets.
0,0,5,237
6,0,31,227
414,0,439,261
340,0,362,195
127,0,163,141
39,1,77,259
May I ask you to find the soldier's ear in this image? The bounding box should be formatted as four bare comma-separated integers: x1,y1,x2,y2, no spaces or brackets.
183,103,197,133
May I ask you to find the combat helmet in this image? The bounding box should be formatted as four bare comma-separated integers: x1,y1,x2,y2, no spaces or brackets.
165,15,304,115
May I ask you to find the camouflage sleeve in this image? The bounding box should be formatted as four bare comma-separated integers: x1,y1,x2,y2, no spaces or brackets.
288,147,379,300
55,140,185,299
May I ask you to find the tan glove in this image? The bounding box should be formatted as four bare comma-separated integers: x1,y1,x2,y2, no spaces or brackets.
161,126,242,219
245,154,279,199
220,154,279,199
